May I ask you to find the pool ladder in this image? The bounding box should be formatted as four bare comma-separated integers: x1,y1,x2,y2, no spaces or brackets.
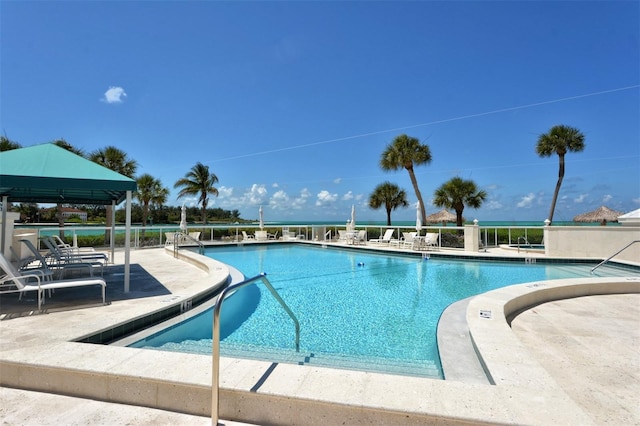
211,273,300,424
591,240,639,274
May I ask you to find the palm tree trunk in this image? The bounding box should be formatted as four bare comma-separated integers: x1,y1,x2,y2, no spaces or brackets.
386,208,392,226
548,154,565,225
407,167,426,223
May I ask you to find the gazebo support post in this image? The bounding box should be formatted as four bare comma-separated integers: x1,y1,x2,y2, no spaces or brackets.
124,191,132,293
1,196,7,258
110,200,116,264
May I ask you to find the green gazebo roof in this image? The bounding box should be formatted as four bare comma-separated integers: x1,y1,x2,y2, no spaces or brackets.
0,143,137,204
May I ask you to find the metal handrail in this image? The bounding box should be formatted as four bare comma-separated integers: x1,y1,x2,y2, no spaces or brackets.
591,240,640,274
180,231,205,254
211,273,300,424
517,236,529,253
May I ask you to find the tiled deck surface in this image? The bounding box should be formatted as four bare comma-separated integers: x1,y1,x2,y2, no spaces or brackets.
1,242,639,425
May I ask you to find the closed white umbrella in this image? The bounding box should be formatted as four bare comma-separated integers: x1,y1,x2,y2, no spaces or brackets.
180,204,187,232
350,204,356,231
415,201,422,236
259,205,264,230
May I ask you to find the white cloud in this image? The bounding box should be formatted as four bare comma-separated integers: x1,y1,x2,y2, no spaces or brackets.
486,200,503,210
316,190,337,206
333,178,342,184
217,186,233,198
517,193,535,208
246,184,268,205
101,86,127,104
574,194,588,203
602,194,612,203
342,191,354,201
291,188,311,210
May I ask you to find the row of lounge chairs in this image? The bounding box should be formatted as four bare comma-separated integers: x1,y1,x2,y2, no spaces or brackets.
366,229,440,250
0,236,108,311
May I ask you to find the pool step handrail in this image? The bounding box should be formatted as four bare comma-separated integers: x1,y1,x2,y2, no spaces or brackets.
516,236,530,253
212,273,300,424
180,231,205,255
591,240,639,274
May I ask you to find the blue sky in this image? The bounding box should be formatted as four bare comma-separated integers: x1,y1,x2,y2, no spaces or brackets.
2,1,638,223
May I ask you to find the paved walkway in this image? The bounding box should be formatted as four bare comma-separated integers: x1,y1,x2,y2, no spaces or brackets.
511,294,640,425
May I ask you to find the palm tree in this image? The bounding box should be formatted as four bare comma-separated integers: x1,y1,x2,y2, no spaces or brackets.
174,162,219,224
135,174,169,227
368,182,409,226
433,177,487,227
536,125,586,225
52,139,86,238
380,134,432,223
89,146,138,242
0,136,21,151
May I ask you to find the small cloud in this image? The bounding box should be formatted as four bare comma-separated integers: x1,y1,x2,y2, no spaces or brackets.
602,194,612,203
316,190,337,206
333,178,342,184
517,193,535,208
574,194,588,203
486,200,503,210
342,191,354,201
101,86,127,104
217,186,233,198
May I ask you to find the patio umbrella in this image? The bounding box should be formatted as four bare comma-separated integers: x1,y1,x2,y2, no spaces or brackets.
415,201,422,235
180,204,187,232
350,204,356,230
259,205,264,230
573,206,624,223
425,209,457,224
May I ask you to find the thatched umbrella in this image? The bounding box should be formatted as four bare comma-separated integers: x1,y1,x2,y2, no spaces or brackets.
573,206,624,223
425,209,457,224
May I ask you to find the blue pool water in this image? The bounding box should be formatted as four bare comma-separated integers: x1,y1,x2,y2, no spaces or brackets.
129,245,636,378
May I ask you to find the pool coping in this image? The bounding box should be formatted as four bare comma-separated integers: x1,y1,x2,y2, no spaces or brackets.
1,246,639,424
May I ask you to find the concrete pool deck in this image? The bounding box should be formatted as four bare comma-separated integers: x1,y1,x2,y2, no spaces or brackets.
1,243,639,425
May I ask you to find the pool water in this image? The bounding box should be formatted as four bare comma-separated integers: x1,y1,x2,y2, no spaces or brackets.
128,245,636,378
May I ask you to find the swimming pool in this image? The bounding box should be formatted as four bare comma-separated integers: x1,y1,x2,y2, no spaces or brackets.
128,245,637,378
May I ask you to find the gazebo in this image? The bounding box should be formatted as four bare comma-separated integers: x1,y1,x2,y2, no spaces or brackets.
0,143,137,291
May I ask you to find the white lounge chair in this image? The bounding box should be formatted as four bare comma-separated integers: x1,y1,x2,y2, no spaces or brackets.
42,238,107,274
188,232,201,241
0,253,106,311
242,231,255,241
255,231,268,241
402,232,417,249
50,235,96,253
424,233,439,250
18,239,96,278
369,229,396,245
354,230,367,245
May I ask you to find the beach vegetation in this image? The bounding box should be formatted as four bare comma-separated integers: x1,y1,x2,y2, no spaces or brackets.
0,136,21,151
433,177,487,227
368,181,409,226
174,162,219,224
135,174,169,228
